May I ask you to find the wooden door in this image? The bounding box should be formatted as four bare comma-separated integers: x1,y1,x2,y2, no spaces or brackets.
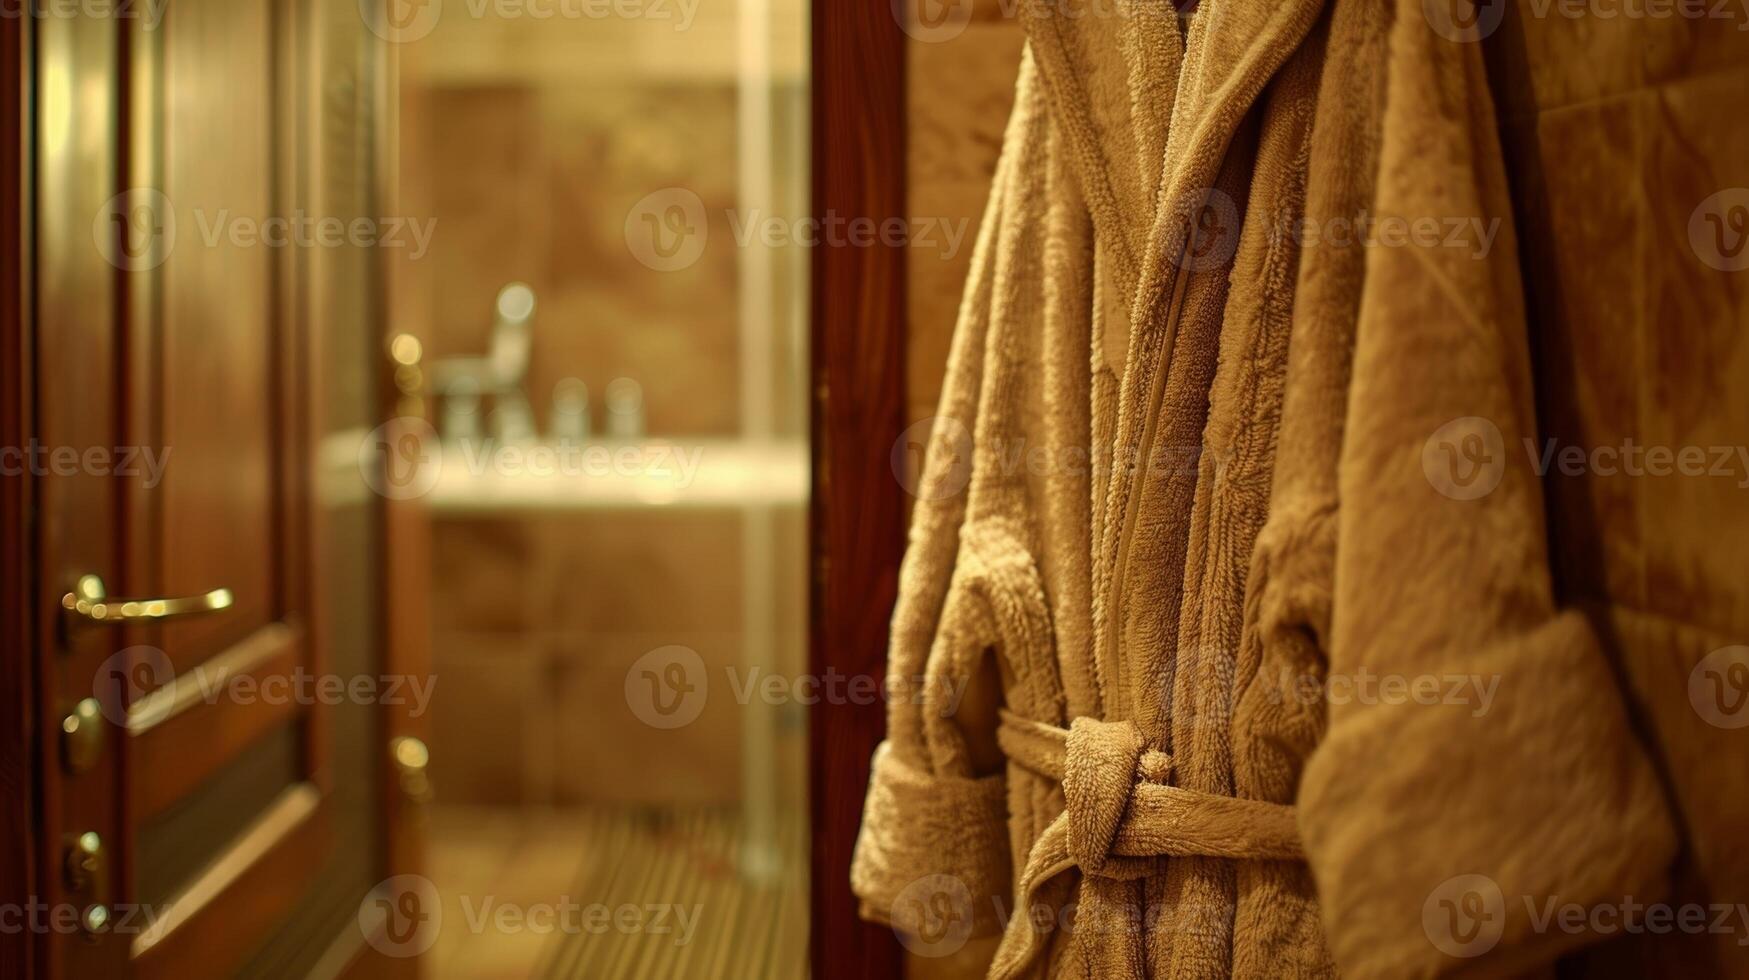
30,1,410,977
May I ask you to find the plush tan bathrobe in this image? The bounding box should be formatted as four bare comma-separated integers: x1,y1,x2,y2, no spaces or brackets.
853,0,1678,976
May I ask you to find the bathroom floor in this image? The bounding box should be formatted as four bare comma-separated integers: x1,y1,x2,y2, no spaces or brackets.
428,806,807,979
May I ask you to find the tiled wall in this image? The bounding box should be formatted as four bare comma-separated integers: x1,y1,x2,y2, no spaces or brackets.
401,81,746,436
402,7,811,809
1485,12,1749,973
428,506,808,807
394,4,809,439
905,7,1027,427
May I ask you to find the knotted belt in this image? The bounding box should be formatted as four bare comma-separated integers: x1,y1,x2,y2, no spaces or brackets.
997,709,1302,872
987,711,1303,977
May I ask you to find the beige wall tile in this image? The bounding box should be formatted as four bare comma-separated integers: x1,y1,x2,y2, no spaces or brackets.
906,22,1026,427
549,631,743,806
535,511,745,635
431,518,536,634
429,633,545,805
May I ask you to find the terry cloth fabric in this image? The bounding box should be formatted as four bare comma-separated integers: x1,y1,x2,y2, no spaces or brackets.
851,0,1681,976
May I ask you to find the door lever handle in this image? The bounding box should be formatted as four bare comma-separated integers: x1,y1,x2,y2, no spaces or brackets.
61,574,233,624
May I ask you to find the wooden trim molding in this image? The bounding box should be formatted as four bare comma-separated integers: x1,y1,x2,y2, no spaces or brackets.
130,783,327,979
0,10,34,980
808,0,906,976
128,623,303,821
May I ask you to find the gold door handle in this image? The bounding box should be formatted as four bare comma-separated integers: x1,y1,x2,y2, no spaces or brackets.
61,574,233,624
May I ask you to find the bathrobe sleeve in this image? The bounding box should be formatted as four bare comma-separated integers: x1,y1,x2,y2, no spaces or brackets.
846,68,1031,940
847,263,1016,942
1295,1,1678,976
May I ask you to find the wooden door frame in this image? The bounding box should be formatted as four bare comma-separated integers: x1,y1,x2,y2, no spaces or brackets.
1,9,35,980
368,15,430,976
1,1,910,974
807,0,906,976
1,7,403,977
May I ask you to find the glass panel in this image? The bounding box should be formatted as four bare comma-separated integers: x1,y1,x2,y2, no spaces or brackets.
386,2,810,974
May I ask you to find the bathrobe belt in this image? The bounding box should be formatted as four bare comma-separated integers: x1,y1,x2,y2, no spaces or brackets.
996,709,1302,877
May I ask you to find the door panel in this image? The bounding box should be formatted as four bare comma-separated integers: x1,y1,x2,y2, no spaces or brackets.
158,0,278,671
31,1,403,977
35,10,126,979
119,2,321,974
128,625,301,821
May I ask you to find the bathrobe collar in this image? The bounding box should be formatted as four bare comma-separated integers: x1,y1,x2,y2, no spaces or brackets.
1018,0,1327,330
1019,0,1328,725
